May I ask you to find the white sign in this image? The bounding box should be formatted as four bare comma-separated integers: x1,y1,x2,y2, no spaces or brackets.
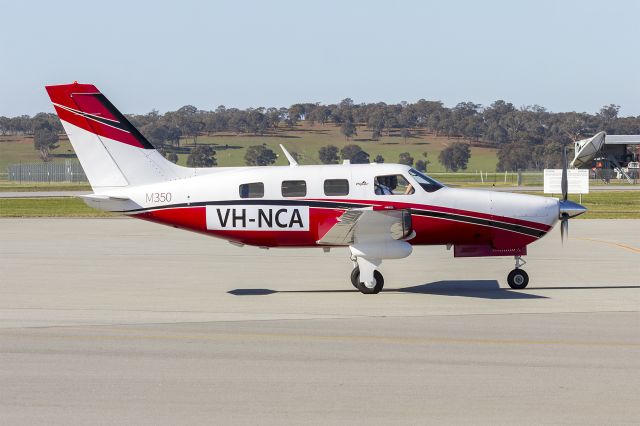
543,169,589,194
206,205,309,231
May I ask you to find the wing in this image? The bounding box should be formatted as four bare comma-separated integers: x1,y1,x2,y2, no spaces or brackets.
317,208,414,246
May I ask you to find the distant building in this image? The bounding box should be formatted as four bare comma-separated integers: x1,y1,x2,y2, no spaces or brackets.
572,133,639,182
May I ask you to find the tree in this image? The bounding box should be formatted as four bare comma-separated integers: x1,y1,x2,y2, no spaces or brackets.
496,142,530,171
340,120,357,140
318,145,339,164
165,152,179,164
400,127,411,143
171,105,204,143
438,143,471,172
340,144,369,164
398,152,414,167
33,125,59,161
0,116,10,135
421,151,431,171
157,146,180,164
287,104,304,127
597,104,620,131
244,145,277,166
186,145,216,167
141,122,170,146
374,154,384,163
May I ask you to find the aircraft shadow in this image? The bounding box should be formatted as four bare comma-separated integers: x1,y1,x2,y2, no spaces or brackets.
526,285,640,290
228,280,547,300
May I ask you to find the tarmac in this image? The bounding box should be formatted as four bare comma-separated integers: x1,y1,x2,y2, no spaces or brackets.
0,218,639,425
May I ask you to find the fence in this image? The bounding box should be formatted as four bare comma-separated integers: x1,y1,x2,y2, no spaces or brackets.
7,160,88,183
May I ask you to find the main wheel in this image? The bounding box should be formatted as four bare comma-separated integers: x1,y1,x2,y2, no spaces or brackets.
350,266,360,289
507,269,529,289
351,267,384,294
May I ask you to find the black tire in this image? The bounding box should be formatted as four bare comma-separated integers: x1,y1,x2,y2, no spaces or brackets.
351,268,384,294
507,269,529,289
350,266,360,289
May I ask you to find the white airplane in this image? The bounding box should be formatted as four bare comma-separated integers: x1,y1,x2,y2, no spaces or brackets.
46,82,586,294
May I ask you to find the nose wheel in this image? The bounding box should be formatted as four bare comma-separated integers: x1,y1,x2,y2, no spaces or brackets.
350,266,384,294
507,269,529,289
507,256,529,289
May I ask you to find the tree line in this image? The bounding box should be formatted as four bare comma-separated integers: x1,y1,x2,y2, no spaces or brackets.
2,98,638,171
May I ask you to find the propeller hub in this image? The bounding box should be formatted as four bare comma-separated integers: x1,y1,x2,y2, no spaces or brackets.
559,200,587,219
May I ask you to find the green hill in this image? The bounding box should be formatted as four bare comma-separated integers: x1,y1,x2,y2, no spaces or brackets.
0,122,498,177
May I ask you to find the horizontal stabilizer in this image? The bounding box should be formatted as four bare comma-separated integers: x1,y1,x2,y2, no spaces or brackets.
81,194,131,201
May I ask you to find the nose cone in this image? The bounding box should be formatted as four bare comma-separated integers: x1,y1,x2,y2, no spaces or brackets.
559,200,587,218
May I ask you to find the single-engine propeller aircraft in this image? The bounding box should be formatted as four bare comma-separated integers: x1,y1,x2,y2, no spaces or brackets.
46,82,587,294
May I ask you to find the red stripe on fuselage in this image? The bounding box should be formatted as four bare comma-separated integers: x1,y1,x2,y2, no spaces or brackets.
311,198,552,232
131,204,539,249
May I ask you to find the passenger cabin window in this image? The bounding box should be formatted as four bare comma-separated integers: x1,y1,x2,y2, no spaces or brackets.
324,179,349,196
282,180,307,197
374,175,415,195
408,168,444,193
239,182,264,198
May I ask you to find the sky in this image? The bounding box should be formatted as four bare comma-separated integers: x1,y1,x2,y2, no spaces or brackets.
1,0,639,117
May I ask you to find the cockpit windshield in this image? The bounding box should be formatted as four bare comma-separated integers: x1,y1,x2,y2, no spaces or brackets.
408,169,444,193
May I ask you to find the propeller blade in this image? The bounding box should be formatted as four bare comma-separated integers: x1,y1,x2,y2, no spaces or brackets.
560,216,568,245
561,146,568,201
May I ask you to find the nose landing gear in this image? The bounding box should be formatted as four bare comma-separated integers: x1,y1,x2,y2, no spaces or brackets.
507,255,529,289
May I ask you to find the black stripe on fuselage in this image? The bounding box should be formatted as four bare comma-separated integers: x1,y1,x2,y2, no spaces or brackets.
409,209,546,238
119,199,372,213
120,199,547,238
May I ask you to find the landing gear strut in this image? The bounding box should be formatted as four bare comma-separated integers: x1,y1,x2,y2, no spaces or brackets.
507,255,529,289
350,265,384,294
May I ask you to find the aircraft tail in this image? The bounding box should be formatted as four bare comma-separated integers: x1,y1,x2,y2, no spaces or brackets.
45,82,183,191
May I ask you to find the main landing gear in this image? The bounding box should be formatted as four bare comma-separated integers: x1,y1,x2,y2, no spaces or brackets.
507,255,529,289
350,266,384,294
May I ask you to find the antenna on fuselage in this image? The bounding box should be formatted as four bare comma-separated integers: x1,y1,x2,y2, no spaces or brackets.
279,144,299,167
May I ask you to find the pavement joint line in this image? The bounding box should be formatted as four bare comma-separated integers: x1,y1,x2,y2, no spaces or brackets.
3,328,639,348
2,309,638,332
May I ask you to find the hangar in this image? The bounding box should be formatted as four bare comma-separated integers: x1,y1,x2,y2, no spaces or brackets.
571,132,640,182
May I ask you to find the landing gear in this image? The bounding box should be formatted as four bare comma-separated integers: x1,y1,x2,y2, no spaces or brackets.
507,256,529,289
350,266,384,294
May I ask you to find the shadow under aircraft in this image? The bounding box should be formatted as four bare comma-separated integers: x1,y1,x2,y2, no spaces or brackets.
228,280,548,300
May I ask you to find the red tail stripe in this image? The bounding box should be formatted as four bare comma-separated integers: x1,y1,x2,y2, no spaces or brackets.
46,83,149,149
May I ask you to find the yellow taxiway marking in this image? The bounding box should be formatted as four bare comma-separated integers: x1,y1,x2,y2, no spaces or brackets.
576,237,640,254
5,328,640,348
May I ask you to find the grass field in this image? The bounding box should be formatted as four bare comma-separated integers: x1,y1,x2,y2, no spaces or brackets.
0,123,499,174
0,136,76,176
531,191,640,219
175,124,499,172
0,198,116,217
0,182,92,192
2,127,636,191
1,191,637,219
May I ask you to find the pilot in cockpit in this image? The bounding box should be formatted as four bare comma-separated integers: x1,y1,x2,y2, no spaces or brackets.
375,176,395,195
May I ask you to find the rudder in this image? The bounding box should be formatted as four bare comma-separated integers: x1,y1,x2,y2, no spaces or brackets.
46,82,182,191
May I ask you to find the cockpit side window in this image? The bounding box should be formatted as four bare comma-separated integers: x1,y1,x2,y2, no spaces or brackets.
408,169,444,193
374,175,415,195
